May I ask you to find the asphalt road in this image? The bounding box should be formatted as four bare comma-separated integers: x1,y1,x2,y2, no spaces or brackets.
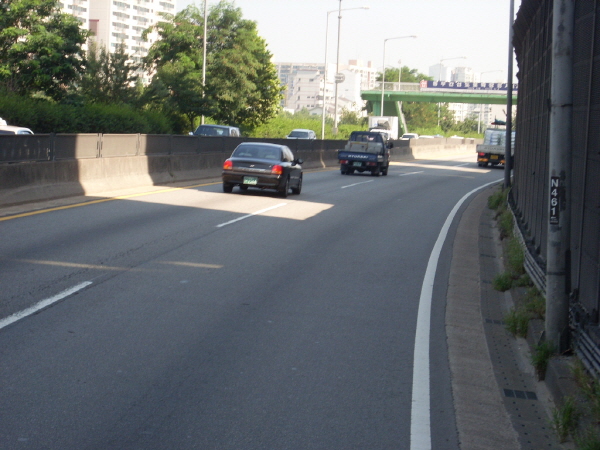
0,156,503,450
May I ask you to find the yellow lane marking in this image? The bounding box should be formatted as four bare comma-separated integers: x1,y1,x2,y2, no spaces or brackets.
15,259,141,271
0,182,220,222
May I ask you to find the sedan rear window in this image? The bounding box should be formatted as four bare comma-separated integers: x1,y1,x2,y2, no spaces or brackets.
233,145,282,161
289,131,309,138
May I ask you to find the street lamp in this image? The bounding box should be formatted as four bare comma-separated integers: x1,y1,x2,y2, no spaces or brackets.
380,35,416,117
321,5,368,140
477,69,503,133
201,0,208,125
437,56,466,126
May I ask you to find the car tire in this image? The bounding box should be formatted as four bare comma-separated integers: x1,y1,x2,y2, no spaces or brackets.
291,175,302,195
382,166,388,176
279,177,289,198
341,167,347,175
223,182,233,193
239,185,248,191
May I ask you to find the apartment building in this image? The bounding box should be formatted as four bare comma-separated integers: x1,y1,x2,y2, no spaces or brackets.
58,0,175,83
276,60,373,116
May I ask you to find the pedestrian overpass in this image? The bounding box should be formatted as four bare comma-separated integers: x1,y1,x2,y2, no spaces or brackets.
361,82,517,118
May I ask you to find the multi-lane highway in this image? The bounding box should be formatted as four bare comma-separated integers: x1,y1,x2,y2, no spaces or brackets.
0,155,502,449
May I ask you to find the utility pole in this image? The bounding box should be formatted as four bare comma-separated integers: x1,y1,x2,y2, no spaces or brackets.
504,0,514,189
546,0,574,352
201,0,208,125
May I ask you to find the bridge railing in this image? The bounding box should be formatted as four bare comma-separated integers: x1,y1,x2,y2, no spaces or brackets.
373,82,421,92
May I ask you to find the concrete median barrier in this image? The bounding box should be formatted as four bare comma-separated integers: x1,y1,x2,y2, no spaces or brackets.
0,134,480,207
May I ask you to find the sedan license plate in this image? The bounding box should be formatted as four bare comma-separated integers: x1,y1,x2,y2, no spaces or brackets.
353,161,362,167
491,155,499,160
243,176,258,185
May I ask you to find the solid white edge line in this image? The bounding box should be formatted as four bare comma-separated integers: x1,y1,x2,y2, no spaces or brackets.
0,281,93,330
216,203,287,228
410,179,502,450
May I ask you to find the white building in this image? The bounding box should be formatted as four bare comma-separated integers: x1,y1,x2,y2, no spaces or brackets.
277,60,372,116
77,0,176,83
59,0,90,27
286,69,323,112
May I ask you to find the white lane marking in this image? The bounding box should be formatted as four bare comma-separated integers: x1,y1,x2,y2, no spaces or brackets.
410,179,502,450
0,282,92,331
399,171,424,176
216,203,287,228
454,163,471,167
341,180,374,189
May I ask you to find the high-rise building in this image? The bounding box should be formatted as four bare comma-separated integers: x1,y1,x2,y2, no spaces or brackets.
59,0,176,83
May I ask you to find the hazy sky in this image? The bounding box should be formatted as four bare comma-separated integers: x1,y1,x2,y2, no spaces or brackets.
175,0,522,82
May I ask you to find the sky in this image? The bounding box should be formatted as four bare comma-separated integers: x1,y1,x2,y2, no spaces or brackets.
175,0,522,82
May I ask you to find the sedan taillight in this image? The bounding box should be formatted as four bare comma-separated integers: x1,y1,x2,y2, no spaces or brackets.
223,160,233,170
271,165,283,175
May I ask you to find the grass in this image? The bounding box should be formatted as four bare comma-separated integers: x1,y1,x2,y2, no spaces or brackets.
531,340,555,380
551,396,580,443
505,307,530,338
575,426,600,450
493,272,513,292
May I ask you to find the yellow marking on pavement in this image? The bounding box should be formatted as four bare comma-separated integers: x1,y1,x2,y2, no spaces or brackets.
15,259,140,271
0,182,220,222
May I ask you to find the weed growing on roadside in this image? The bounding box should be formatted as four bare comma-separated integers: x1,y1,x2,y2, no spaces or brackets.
497,209,514,239
575,426,600,450
531,340,555,380
551,396,580,443
506,237,525,276
524,286,545,319
505,307,529,338
493,272,513,292
488,188,508,210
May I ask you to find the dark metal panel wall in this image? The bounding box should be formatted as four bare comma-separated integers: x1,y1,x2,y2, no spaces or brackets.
512,0,552,274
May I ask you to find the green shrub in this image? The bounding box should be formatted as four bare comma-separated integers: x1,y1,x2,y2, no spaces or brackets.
488,188,507,210
506,237,525,276
505,307,529,338
497,209,514,239
575,426,600,450
493,272,513,292
524,287,545,319
531,340,555,380
551,396,580,443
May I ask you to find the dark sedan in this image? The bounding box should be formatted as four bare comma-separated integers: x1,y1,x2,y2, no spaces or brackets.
222,143,303,197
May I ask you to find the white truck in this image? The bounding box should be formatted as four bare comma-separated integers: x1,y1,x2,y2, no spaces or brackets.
368,116,398,140
476,128,515,167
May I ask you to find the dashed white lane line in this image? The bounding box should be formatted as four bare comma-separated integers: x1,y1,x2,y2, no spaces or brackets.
341,180,374,189
0,281,93,331
399,171,424,176
216,203,288,228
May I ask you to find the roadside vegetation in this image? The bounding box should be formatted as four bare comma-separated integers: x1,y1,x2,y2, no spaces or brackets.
0,0,487,137
488,185,600,448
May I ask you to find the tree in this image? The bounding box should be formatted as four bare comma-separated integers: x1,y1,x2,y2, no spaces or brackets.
143,1,283,130
0,0,89,100
80,41,141,105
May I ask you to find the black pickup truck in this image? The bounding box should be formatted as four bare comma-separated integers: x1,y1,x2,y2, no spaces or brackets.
338,131,393,176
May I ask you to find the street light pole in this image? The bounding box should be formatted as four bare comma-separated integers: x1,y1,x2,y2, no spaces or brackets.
380,35,416,117
332,0,342,135
437,56,466,127
321,6,368,140
201,0,208,125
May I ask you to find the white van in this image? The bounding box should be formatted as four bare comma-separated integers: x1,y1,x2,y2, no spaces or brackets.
0,125,34,135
